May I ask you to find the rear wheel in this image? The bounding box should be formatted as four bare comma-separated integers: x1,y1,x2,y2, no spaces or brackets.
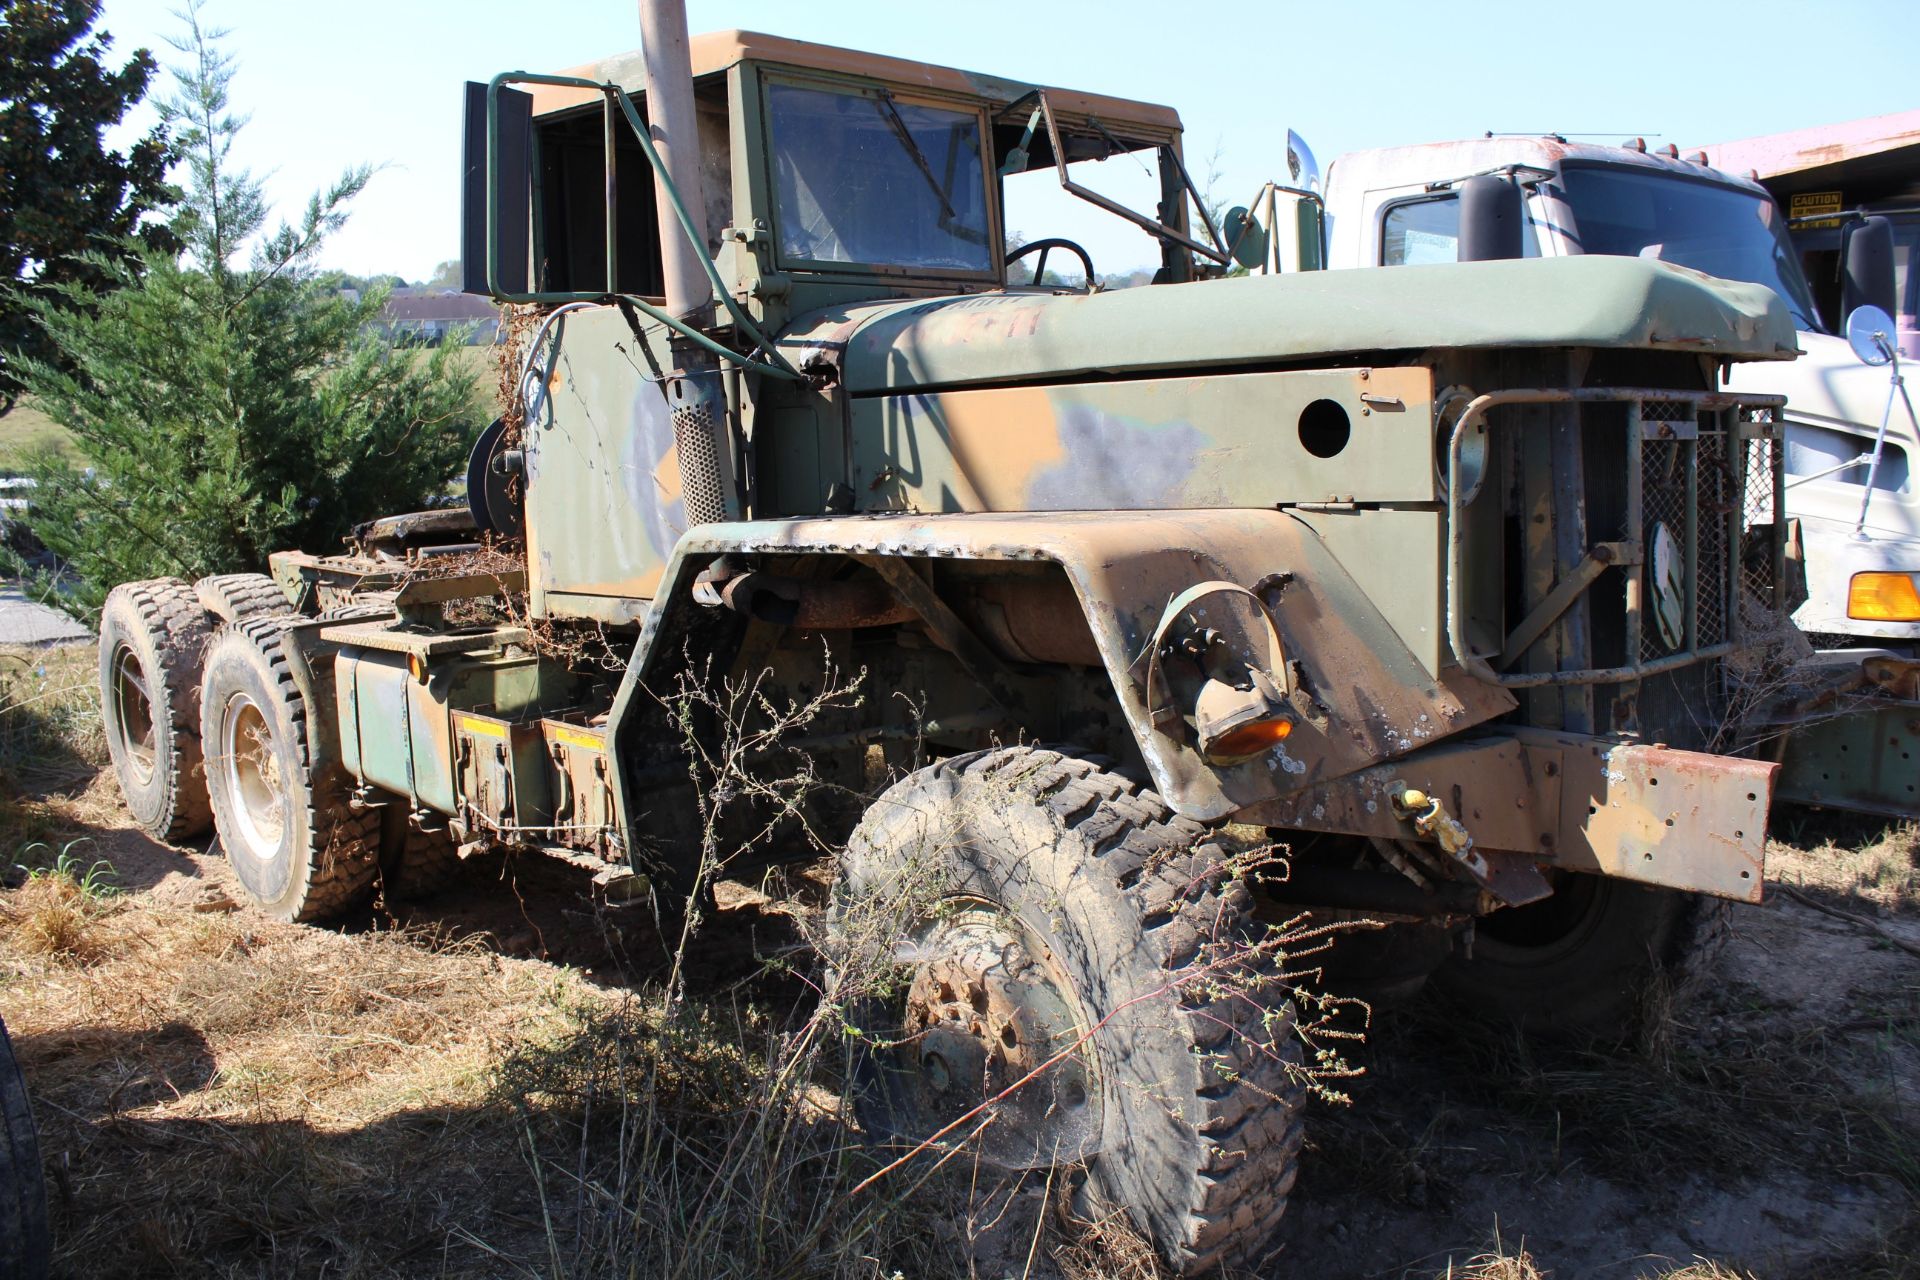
193,572,291,625
832,747,1304,1276
0,1014,49,1280
1433,873,1729,1037
98,578,214,841
200,617,379,922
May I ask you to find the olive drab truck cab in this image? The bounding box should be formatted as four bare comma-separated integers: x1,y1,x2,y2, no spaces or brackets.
93,8,1803,1273
1280,134,1920,819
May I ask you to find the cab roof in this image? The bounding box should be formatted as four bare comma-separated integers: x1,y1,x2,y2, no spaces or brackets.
527,28,1183,138
1327,135,1771,199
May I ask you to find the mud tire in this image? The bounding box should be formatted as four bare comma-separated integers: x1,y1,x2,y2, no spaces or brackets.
1433,874,1729,1037
193,573,291,625
199,616,379,923
834,747,1305,1276
0,1014,49,1280
378,809,462,901
98,578,214,841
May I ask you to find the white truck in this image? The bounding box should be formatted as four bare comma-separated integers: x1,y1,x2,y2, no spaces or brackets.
1236,135,1918,814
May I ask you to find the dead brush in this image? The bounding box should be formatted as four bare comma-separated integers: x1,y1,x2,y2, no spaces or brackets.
1442,1226,1547,1280
2,883,596,1277
486,658,1373,1277
1403,993,1920,1198
1767,817,1920,914
1,841,118,963
0,643,105,786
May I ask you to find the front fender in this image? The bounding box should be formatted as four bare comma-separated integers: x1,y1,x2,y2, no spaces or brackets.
610,510,1514,824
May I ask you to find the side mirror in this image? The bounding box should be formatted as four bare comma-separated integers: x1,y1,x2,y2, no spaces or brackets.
1285,129,1320,193
1842,215,1897,323
1459,175,1524,262
461,81,533,297
1845,303,1897,367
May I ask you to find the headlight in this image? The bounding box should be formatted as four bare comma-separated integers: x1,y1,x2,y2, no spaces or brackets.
1847,571,1920,621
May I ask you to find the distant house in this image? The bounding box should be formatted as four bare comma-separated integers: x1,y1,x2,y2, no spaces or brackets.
379,290,504,346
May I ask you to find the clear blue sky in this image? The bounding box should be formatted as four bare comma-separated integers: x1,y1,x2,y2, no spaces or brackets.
95,0,1915,282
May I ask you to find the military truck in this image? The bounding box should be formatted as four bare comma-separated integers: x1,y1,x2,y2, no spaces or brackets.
93,6,1795,1270
1282,134,1919,818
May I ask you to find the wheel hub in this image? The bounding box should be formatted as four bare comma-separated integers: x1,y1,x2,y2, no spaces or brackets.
111,646,156,783
882,906,1101,1169
222,693,286,861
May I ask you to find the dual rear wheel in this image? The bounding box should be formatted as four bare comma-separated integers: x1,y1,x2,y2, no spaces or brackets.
97,583,458,922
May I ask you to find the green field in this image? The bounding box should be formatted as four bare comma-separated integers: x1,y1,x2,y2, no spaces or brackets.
0,400,84,471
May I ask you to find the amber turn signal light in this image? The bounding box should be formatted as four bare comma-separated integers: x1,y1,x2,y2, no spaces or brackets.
1847,571,1920,622
1202,714,1293,760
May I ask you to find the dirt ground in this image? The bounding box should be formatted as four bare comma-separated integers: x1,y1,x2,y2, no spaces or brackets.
1,760,1915,1278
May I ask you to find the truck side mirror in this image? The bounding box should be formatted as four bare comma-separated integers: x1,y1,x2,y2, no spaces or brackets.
461,81,533,297
1459,175,1523,263
1842,215,1897,324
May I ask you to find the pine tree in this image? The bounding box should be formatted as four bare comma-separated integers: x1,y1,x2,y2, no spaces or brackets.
13,2,483,612
0,0,176,413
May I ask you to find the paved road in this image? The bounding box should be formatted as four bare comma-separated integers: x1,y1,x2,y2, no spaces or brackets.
0,585,91,646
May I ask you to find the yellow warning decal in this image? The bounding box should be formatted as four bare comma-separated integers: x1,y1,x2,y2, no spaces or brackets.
547,724,605,752
454,714,508,739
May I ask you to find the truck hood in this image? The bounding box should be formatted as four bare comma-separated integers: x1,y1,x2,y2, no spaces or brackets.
779,256,1797,394
1723,329,1909,435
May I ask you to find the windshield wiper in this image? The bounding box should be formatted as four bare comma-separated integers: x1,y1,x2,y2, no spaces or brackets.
872,89,957,222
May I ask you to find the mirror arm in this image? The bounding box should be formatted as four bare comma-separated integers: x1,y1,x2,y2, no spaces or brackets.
1032,89,1230,265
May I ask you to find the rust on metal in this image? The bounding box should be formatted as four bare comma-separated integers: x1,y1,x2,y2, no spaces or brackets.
643,509,1517,821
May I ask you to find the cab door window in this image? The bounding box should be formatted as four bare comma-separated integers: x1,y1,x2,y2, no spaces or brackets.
1380,194,1541,265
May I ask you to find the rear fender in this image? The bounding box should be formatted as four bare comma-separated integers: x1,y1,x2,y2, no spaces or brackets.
606,510,1515,836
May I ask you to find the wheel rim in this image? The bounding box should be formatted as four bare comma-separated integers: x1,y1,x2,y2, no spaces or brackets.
110,644,157,784
220,693,285,862
866,902,1102,1169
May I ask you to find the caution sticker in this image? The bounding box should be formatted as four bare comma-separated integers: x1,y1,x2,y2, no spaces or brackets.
1790,190,1844,229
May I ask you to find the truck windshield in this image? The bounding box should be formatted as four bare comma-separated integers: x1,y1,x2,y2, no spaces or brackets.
1560,164,1823,332
767,81,994,274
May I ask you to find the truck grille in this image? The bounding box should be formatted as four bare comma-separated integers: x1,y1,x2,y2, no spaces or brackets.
1635,401,1781,662
1447,388,1785,700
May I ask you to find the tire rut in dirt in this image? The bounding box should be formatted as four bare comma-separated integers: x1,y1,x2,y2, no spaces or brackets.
97,578,215,842
834,746,1305,1275
199,615,379,923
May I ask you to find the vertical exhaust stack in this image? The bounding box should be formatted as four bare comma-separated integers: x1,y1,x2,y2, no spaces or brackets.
640,0,713,324
638,0,740,527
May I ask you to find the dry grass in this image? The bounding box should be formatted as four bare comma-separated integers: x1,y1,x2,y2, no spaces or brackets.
0,643,104,850
1,871,601,1275
1767,816,1919,912
0,851,116,962
1439,1236,1768,1280
0,639,1912,1276
1443,1228,1546,1279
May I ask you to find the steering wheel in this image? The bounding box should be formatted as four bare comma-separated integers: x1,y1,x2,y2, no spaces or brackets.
1006,237,1097,288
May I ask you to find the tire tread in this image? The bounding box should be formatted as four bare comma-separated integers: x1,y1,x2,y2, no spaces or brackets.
100,578,215,841
206,616,378,921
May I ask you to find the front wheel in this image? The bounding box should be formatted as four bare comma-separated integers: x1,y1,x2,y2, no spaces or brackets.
831,747,1304,1276
1433,873,1729,1037
199,617,379,923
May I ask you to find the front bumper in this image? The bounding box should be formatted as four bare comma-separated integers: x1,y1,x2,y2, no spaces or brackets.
1250,728,1774,903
